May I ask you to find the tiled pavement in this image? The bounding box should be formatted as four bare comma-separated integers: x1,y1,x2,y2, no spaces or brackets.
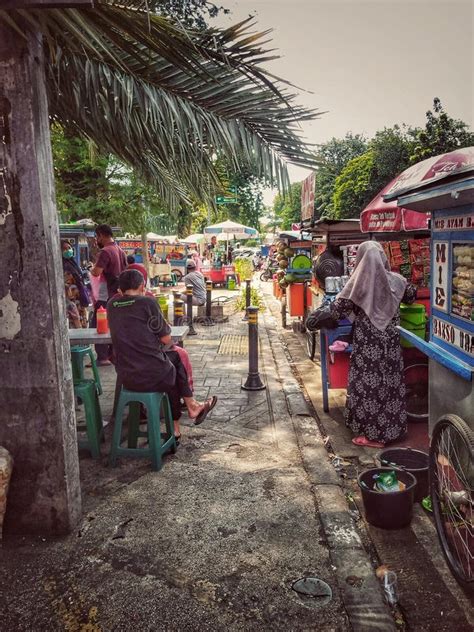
78,296,276,447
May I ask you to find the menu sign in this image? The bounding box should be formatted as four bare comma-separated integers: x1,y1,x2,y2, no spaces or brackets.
433,212,474,232
433,317,474,357
433,241,449,312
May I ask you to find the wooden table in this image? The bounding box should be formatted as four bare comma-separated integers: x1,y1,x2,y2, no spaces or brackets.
69,326,189,347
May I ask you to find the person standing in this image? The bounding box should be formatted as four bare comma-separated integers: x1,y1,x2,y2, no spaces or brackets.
181,259,206,306
61,240,90,328
90,224,127,365
307,241,416,448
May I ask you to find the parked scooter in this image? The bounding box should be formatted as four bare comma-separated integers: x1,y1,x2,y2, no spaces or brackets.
259,257,277,281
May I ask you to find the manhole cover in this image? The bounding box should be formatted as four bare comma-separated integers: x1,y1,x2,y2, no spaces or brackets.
291,577,332,609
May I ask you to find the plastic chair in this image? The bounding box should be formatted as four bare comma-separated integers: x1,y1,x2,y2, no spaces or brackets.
74,379,103,459
71,345,102,395
109,389,176,471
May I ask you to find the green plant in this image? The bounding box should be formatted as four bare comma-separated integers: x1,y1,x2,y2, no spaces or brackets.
236,287,265,312
234,258,253,281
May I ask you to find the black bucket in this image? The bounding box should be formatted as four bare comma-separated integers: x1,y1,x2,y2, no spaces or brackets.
379,448,429,503
358,467,417,529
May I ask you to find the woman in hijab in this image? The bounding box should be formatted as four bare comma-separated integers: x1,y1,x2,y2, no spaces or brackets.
61,240,90,328
316,241,416,448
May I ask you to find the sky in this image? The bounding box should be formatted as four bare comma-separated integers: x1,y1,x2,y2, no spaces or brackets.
216,0,474,202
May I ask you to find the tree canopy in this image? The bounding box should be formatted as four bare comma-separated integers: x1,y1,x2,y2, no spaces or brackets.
272,99,473,225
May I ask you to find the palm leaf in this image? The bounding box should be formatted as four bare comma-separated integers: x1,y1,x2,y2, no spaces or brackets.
2,2,321,208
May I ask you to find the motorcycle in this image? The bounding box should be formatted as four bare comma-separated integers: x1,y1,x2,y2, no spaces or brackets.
259,258,277,281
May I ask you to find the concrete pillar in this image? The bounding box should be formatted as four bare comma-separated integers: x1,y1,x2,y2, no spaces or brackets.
0,20,81,534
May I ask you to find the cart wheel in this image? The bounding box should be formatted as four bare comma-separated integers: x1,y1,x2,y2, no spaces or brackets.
306,330,317,361
430,414,474,591
171,269,183,282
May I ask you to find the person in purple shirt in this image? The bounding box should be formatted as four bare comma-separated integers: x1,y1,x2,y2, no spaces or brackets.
90,224,127,365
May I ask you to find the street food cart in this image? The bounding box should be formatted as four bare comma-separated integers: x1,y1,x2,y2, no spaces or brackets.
59,223,96,267
116,238,188,282
384,147,474,588
273,231,313,317
307,208,432,413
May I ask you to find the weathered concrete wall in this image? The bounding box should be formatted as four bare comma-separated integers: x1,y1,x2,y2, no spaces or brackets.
0,20,81,533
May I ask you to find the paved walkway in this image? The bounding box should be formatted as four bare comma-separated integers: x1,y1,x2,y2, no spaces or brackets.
262,282,474,632
0,293,362,631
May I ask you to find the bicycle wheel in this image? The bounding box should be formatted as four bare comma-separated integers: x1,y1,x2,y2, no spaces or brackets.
306,330,317,361
430,414,474,590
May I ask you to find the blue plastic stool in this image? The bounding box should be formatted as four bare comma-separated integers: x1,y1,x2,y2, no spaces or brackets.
71,345,102,395
109,389,176,471
74,379,104,459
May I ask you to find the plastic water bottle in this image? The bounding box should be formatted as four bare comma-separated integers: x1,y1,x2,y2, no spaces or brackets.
96,306,109,334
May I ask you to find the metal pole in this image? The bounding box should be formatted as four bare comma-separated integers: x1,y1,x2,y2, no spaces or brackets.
242,307,266,391
174,299,184,326
242,278,251,321
185,284,197,335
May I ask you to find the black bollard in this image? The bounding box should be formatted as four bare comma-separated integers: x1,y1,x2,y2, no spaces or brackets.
185,284,197,335
242,306,266,391
201,279,216,327
174,299,184,326
242,278,251,321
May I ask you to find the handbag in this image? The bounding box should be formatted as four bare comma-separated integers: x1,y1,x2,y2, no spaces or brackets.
306,306,338,331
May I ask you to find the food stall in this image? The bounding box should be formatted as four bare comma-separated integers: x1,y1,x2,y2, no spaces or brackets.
272,231,313,318
383,149,474,429
305,205,431,412
116,237,188,282
383,147,473,588
59,222,97,267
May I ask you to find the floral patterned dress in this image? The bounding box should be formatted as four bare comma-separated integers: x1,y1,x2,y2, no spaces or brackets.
330,284,417,443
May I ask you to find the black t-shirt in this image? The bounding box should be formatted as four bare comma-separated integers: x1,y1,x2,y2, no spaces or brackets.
107,295,174,392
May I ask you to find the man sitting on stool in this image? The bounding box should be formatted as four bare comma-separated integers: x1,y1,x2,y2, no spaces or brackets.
108,269,216,442
181,258,206,306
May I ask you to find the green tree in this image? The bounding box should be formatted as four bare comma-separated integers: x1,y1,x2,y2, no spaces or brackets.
410,98,474,164
314,134,368,218
272,181,302,230
332,125,417,219
332,151,376,219
156,0,229,29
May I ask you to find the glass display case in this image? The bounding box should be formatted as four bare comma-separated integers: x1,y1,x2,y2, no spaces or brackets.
452,243,474,321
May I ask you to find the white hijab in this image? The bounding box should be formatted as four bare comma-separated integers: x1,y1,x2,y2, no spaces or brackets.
338,241,407,332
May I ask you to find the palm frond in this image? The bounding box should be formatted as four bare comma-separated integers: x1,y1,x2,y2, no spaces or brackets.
3,3,321,207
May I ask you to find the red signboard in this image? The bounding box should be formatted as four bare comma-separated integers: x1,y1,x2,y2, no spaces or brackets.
360,208,429,233
301,172,315,222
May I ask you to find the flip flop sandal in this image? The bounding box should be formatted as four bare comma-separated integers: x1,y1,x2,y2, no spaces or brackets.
174,434,181,446
352,436,385,448
194,396,218,426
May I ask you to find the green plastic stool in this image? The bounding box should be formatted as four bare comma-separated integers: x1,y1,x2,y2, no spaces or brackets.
74,379,104,459
109,389,176,471
71,345,102,395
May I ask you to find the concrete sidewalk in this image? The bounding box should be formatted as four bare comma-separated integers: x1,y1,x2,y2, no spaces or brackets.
262,281,474,632
0,298,389,631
